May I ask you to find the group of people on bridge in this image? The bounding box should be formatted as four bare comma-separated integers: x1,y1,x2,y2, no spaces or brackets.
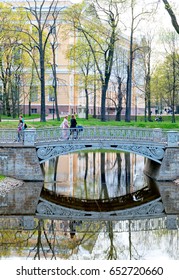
60,114,82,140
14,113,82,143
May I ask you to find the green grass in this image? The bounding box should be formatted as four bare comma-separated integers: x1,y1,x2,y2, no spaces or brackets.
1,114,41,120
0,114,179,130
0,175,5,181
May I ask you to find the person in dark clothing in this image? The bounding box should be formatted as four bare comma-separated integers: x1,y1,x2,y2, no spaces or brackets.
70,114,77,139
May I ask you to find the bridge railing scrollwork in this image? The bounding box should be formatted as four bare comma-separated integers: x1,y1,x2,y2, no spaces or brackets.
0,129,17,143
0,127,178,147
28,127,169,145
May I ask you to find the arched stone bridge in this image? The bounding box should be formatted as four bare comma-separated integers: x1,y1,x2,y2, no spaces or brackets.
0,126,179,181
17,127,178,163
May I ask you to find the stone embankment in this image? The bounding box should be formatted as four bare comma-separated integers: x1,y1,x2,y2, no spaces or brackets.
0,177,23,197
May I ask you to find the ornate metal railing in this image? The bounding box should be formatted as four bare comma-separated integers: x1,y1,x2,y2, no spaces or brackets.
0,126,178,147
27,127,169,145
0,129,18,143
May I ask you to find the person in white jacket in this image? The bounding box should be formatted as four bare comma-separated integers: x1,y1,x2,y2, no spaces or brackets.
60,116,69,139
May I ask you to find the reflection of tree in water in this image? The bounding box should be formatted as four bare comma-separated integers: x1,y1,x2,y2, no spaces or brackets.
43,157,59,194
116,153,122,191
93,153,96,193
128,220,143,260
84,153,119,259
100,152,109,199
0,227,32,258
100,152,131,198
105,221,117,259
1,218,179,259
100,153,143,260
44,151,143,200
27,219,104,260
125,153,131,194
100,153,118,259
62,221,101,258
84,153,88,198
105,152,122,192
28,219,57,259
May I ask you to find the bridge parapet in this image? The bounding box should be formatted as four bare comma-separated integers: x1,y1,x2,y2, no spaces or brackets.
25,127,168,146
0,127,177,146
0,129,17,143
24,129,36,146
167,131,178,147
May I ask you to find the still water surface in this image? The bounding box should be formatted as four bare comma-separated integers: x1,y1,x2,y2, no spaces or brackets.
0,151,179,259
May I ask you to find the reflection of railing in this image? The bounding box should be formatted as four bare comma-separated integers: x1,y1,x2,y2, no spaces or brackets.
41,186,160,212
0,127,178,147
0,216,176,231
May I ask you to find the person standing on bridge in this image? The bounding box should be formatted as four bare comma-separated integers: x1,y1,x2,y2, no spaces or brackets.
19,115,27,130
60,115,69,139
70,114,77,139
17,120,23,142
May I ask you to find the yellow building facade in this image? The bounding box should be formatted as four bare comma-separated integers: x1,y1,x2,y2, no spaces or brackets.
1,0,144,118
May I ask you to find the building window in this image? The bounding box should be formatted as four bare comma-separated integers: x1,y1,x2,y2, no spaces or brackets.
31,108,37,114
49,108,55,114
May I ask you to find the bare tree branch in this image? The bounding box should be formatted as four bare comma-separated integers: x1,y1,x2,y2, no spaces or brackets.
162,0,179,34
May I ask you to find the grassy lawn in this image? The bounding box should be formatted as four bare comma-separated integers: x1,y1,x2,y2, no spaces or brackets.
0,175,5,181
0,114,179,130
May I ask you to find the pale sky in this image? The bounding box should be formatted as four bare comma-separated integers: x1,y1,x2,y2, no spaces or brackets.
70,0,81,2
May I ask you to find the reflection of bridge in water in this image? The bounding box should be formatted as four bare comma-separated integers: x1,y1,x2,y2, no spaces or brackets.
40,185,160,212
36,179,179,230
1,179,179,231
0,215,177,233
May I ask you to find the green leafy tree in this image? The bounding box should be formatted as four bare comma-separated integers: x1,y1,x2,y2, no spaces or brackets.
64,0,123,121
151,50,179,123
67,38,98,119
124,0,157,122
18,0,60,122
0,3,28,117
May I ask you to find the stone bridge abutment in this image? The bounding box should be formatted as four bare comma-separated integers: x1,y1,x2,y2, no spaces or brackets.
144,147,179,181
0,146,44,181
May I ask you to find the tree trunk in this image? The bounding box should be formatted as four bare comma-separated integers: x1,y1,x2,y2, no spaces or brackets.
28,100,31,116
101,84,107,121
93,66,97,118
163,0,179,34
52,46,60,121
146,74,152,122
115,76,123,121
125,153,131,194
39,44,46,122
85,88,89,119
125,65,130,122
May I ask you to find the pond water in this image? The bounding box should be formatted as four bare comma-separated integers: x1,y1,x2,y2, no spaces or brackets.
0,151,179,260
